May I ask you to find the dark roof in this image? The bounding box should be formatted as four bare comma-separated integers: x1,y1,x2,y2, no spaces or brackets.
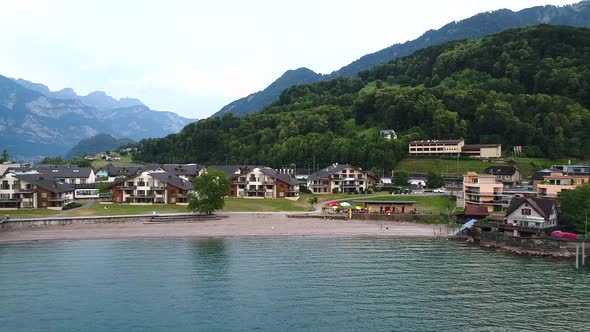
531,169,560,181
380,129,396,135
259,167,299,186
97,164,145,176
162,164,203,176
208,165,256,179
106,178,126,189
12,165,94,178
484,165,518,176
464,205,489,217
505,197,556,220
462,144,501,151
409,139,463,146
308,164,352,181
14,174,75,193
148,172,193,190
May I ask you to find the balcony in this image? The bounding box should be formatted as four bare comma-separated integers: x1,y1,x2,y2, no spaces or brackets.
465,199,503,205
49,197,69,202
151,186,165,191
119,186,136,191
0,198,21,203
130,194,155,198
15,188,35,194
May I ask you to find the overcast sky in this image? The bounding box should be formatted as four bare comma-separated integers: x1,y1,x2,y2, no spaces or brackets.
0,0,579,119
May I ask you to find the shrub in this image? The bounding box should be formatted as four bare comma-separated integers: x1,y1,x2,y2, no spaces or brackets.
332,188,339,194
62,202,84,211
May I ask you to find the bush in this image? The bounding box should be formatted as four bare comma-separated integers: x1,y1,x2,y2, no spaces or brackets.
62,202,84,210
300,187,312,194
332,188,339,194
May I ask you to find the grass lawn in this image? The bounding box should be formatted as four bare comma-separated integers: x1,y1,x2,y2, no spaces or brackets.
221,198,308,212
64,203,190,217
1,209,60,219
394,157,579,179
356,195,452,215
91,155,133,169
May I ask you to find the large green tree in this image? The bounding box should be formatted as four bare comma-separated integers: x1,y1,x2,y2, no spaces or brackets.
393,171,410,187
557,183,590,235
426,171,445,189
188,170,230,215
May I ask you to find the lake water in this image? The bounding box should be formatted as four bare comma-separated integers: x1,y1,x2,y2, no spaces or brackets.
1,237,588,331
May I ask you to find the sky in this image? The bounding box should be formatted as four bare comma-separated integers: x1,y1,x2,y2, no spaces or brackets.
0,0,580,119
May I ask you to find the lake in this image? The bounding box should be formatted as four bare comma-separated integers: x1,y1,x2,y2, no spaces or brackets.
1,237,588,331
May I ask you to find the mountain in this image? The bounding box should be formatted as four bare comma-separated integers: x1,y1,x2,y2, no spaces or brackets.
212,1,590,118
135,25,590,169
12,78,145,109
211,68,324,117
65,133,134,159
0,75,195,158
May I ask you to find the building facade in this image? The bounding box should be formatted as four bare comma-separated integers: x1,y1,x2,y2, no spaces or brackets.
110,171,193,204
501,197,558,237
462,144,502,158
409,140,464,156
307,164,378,194
462,172,504,212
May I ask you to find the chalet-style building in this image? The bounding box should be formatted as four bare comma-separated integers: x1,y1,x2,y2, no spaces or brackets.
209,165,299,199
462,144,502,158
307,164,378,194
0,173,74,209
501,197,558,237
409,140,464,156
380,129,397,140
484,165,520,188
95,164,146,181
110,171,193,204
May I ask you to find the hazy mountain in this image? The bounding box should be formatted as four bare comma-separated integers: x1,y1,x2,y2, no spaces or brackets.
65,133,134,159
211,68,325,117
0,75,195,158
212,1,590,118
12,78,145,110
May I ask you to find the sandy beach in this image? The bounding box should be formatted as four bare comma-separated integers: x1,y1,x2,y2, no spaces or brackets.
0,213,448,242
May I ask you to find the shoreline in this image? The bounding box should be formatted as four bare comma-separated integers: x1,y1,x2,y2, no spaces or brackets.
0,212,448,243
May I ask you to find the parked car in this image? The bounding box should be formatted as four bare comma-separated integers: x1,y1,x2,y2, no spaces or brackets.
432,188,446,193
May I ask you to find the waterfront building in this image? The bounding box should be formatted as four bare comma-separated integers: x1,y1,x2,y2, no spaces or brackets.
307,164,378,194
110,170,193,204
462,172,503,212
209,165,300,199
501,197,558,237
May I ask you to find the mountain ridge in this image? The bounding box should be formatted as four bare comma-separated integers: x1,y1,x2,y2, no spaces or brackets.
211,1,590,118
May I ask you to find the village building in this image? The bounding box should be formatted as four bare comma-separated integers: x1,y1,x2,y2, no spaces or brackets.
462,144,502,158
0,172,74,209
500,197,558,237
380,129,397,140
408,140,464,156
209,165,299,199
11,165,96,185
484,165,520,188
110,170,193,204
161,164,205,182
307,164,378,194
535,172,590,198
462,172,503,212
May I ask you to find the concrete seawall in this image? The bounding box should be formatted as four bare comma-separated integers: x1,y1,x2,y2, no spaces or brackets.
0,214,207,231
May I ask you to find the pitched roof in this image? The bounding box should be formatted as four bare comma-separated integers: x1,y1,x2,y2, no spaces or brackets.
12,165,94,178
148,172,193,190
505,197,556,220
308,164,351,181
464,205,489,217
484,165,518,176
531,169,560,181
207,165,256,179
162,164,203,176
259,167,299,186
14,174,75,193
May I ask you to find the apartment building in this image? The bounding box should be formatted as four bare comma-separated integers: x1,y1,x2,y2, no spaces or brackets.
210,165,299,199
535,172,589,198
462,172,504,212
0,173,74,209
110,171,193,204
11,165,96,185
408,140,464,156
307,164,378,194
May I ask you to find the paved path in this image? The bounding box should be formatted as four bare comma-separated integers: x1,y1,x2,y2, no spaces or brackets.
53,200,96,218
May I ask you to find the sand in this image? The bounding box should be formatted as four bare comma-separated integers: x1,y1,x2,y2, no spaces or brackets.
0,213,449,242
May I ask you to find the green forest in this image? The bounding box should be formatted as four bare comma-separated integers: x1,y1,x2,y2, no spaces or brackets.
136,25,590,172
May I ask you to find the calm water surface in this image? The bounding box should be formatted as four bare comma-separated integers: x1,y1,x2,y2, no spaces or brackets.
1,237,588,331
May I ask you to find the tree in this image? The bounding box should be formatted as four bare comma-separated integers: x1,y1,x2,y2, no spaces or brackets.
1,149,8,162
557,183,590,234
308,195,318,211
393,171,409,187
188,169,230,215
98,182,106,194
426,171,444,189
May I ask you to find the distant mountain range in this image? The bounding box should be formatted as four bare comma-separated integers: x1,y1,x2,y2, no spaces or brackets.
65,133,134,159
0,75,195,159
211,1,590,118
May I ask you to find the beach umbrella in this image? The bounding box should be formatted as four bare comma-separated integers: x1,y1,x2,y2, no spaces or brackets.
340,202,351,208
327,201,339,207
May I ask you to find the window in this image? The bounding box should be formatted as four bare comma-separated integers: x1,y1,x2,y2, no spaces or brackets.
41,192,47,198
521,208,531,215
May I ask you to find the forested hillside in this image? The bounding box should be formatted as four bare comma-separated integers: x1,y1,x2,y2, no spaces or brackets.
136,25,590,172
